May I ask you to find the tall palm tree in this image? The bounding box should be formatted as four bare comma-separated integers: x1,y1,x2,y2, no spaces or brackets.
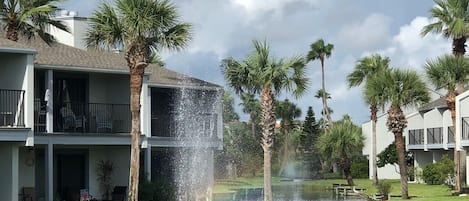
347,54,390,185
307,39,334,127
240,93,260,137
222,40,308,201
421,0,469,56
317,116,364,186
368,69,430,199
425,54,469,192
314,89,332,129
86,1,191,200
0,0,69,43
275,99,301,176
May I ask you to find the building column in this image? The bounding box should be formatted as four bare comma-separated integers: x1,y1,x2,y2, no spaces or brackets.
46,142,53,201
45,70,53,133
11,145,19,201
145,146,151,181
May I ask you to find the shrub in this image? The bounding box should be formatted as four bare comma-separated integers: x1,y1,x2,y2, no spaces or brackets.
422,155,454,185
351,157,369,178
376,180,392,200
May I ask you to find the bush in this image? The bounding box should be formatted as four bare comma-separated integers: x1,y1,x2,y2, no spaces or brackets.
422,155,454,185
351,157,369,178
376,180,392,200
139,180,176,201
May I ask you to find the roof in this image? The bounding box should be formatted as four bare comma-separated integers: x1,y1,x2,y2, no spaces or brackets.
148,66,221,89
419,96,447,112
0,38,36,53
0,35,220,89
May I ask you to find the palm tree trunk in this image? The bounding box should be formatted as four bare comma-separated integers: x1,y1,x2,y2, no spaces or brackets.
341,154,354,186
320,57,332,127
251,112,256,137
395,132,408,199
6,19,19,42
453,37,466,56
447,92,461,192
371,105,378,185
261,87,275,201
388,106,408,199
126,51,147,201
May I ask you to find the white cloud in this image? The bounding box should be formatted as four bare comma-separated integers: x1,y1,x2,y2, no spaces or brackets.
336,13,392,51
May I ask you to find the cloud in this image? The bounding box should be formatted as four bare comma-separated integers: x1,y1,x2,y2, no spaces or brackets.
336,13,393,51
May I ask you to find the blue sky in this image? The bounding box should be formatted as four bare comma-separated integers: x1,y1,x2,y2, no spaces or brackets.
60,0,451,124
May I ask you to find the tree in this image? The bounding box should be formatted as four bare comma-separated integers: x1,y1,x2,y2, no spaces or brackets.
86,1,191,200
275,99,301,176
377,141,413,168
347,54,390,185
425,54,469,192
421,0,469,56
314,89,332,129
317,116,364,186
300,107,321,178
240,93,260,137
223,91,240,123
307,39,334,127
368,69,430,199
221,40,308,201
0,0,69,43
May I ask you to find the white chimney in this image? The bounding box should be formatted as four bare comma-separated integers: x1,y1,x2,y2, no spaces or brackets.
69,11,78,17
60,10,69,16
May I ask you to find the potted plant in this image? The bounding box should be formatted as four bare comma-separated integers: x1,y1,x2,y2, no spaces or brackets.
96,160,114,200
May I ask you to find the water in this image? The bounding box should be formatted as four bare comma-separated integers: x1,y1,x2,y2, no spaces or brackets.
213,185,366,201
172,84,222,201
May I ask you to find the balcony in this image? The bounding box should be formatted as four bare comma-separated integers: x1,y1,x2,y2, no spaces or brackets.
448,126,455,143
463,118,469,141
409,129,424,145
35,101,130,133
0,89,25,128
151,112,218,138
427,127,443,144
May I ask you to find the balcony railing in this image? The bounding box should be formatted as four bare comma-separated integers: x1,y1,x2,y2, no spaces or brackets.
448,126,455,143
409,129,424,145
0,89,25,127
151,112,218,138
427,127,443,144
463,118,469,140
34,101,130,133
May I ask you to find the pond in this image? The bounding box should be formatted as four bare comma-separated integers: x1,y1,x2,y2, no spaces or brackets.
213,184,366,201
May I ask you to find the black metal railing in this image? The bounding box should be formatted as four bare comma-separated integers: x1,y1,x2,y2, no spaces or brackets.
448,126,455,143
34,102,130,133
409,129,424,145
427,127,443,144
151,112,218,138
463,117,469,140
0,89,25,127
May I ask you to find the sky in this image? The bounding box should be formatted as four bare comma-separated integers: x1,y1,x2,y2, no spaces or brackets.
60,0,451,124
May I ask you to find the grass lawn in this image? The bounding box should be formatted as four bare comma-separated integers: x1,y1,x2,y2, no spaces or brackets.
214,177,465,200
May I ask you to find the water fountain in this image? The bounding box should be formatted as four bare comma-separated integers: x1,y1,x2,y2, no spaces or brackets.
172,82,222,201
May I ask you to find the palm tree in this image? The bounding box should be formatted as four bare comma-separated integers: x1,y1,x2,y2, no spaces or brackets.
275,99,301,176
317,116,364,186
368,69,430,199
421,0,469,56
240,93,260,137
314,89,332,129
0,0,69,43
86,1,191,200
425,54,469,192
307,39,334,126
347,54,390,185
222,40,308,201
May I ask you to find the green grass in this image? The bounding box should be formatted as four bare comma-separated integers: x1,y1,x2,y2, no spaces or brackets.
214,177,464,200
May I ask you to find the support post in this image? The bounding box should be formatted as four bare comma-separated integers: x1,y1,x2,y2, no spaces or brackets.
46,142,53,201
11,145,19,201
45,70,53,133
145,146,151,181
